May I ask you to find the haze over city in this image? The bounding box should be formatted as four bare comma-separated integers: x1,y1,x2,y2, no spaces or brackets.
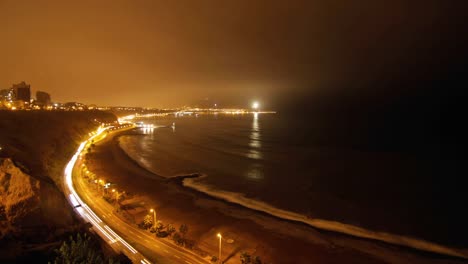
1,1,465,109
1,1,468,264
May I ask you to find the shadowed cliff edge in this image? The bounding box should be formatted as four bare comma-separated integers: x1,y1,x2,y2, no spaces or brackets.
0,110,118,262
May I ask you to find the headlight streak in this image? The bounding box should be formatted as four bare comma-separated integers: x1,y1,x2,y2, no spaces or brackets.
64,125,147,261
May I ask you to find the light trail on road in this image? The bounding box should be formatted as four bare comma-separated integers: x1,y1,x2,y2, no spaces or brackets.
64,125,149,263
63,124,209,264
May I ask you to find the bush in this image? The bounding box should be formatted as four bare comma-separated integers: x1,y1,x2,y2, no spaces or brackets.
155,221,164,233
51,232,131,264
240,252,251,264
52,233,103,264
172,232,184,246
166,224,176,236
240,252,262,264
156,231,168,238
184,239,196,250
179,224,188,238
252,256,262,264
141,215,153,229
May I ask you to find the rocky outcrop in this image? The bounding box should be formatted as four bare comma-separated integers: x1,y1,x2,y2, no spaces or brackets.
0,110,117,261
0,158,39,237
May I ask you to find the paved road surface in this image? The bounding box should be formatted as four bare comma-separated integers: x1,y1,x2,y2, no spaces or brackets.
64,125,210,264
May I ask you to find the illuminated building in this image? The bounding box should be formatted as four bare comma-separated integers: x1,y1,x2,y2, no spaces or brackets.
12,81,31,104
36,91,51,106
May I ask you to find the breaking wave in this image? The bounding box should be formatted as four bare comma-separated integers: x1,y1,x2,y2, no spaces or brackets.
183,176,468,259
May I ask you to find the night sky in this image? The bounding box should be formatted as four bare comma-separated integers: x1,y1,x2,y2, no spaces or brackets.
0,1,467,109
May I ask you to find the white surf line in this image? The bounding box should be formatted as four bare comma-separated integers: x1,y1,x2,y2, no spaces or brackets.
183,178,468,259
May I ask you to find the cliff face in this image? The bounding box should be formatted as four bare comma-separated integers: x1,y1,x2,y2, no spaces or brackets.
0,158,39,237
0,110,116,259
0,111,116,185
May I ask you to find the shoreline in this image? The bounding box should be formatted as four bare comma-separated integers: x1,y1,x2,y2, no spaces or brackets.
117,130,468,259
89,129,467,263
182,176,468,259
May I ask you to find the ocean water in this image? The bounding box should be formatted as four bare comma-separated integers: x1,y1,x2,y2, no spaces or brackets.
118,113,468,256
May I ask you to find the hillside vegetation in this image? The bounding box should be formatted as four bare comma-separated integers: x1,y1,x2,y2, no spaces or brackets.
0,110,117,261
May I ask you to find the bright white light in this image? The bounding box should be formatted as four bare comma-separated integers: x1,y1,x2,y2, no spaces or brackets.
252,102,259,109
63,125,141,257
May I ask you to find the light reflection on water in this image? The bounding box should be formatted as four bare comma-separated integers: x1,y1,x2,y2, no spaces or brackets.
246,113,264,181
247,113,262,159
142,127,154,135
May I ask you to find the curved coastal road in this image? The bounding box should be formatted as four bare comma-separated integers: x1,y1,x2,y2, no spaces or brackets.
64,125,209,264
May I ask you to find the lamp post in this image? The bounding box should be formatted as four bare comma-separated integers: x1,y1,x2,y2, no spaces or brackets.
150,209,156,228
112,189,118,202
98,179,105,195
217,233,222,263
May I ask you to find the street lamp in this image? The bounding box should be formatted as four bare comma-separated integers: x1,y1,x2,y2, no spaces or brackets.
112,189,118,202
150,209,156,228
217,233,222,263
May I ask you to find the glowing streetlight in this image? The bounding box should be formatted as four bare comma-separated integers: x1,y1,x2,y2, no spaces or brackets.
217,233,222,263
150,209,156,228
112,189,118,201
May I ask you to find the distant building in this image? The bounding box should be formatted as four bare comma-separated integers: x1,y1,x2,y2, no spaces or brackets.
0,89,9,99
0,89,7,109
11,81,31,103
36,91,51,106
0,88,14,102
87,104,97,110
64,102,87,110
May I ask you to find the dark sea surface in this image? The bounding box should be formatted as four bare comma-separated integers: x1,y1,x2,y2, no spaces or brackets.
119,113,468,252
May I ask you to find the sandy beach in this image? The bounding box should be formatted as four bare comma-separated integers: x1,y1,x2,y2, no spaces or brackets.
85,129,466,264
